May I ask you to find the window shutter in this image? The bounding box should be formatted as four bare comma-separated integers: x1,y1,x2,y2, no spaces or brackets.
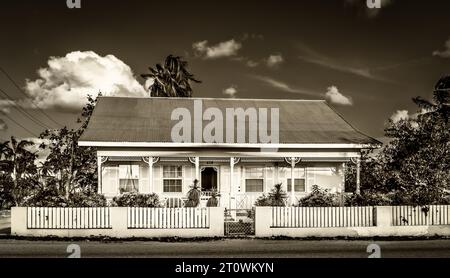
184,165,194,194
265,167,274,193
102,166,119,195
221,166,230,194
139,164,150,194
153,165,163,193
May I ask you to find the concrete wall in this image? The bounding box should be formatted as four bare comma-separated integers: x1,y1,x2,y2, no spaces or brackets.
11,207,224,238
255,206,450,238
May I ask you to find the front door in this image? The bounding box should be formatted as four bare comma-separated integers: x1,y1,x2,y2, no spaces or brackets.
201,167,218,193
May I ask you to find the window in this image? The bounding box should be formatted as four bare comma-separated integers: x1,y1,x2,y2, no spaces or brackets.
286,167,306,193
245,167,264,192
287,179,306,192
163,166,183,193
119,165,139,193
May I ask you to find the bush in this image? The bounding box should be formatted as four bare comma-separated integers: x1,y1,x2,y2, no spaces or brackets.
297,185,339,207
112,192,161,207
254,194,272,207
345,191,393,206
23,185,108,207
23,183,68,207
254,183,288,207
69,191,107,207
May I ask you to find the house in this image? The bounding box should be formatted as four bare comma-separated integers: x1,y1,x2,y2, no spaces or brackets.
78,97,380,209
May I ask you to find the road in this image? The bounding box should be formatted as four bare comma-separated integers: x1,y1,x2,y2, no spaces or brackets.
0,239,450,258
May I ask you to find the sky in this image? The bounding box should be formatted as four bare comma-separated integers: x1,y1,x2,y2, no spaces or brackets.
0,0,449,142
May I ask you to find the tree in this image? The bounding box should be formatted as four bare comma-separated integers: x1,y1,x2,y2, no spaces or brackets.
39,95,99,200
0,137,38,206
141,55,201,97
355,76,450,206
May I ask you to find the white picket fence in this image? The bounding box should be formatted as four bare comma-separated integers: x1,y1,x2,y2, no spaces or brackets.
127,207,210,229
392,205,450,226
271,206,375,228
27,207,111,229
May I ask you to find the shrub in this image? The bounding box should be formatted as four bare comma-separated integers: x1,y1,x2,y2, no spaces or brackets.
254,183,288,207
344,191,393,206
254,194,272,207
185,179,201,208
297,185,339,207
69,191,107,207
22,183,68,207
112,192,161,207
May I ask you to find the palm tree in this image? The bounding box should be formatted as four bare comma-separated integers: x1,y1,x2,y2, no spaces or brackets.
413,75,450,122
141,55,201,97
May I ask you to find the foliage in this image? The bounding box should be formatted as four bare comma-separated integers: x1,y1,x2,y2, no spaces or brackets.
344,191,393,207
68,190,107,207
0,174,14,209
206,190,220,207
39,95,99,200
344,76,450,206
297,185,340,207
373,76,450,206
185,179,201,207
141,55,201,97
254,194,272,207
112,193,161,207
254,183,288,207
0,137,38,206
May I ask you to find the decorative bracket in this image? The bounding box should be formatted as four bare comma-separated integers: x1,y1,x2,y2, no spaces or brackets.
284,157,301,165
231,157,240,165
350,157,360,165
143,157,160,165
99,156,108,164
188,157,197,165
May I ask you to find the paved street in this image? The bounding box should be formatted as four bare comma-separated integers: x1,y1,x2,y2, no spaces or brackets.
0,239,450,258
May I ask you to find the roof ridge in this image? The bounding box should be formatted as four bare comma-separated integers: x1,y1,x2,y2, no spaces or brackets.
324,102,382,146
98,96,326,102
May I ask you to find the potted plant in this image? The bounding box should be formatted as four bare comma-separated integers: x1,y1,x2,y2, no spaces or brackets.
206,190,220,207
184,179,201,207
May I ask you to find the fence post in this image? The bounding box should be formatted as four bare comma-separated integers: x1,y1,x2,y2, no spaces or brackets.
375,206,393,227
255,207,272,237
11,207,27,236
110,207,128,237
208,207,225,236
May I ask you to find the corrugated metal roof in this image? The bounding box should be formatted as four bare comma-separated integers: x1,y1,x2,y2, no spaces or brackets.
79,97,380,145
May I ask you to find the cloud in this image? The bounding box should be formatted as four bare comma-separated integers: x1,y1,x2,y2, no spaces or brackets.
433,37,450,58
325,86,353,106
223,86,238,98
266,54,284,68
253,75,320,97
297,43,392,83
24,51,147,112
390,110,410,123
345,0,394,18
241,33,264,41
246,60,260,68
193,39,242,59
0,119,7,131
0,100,15,115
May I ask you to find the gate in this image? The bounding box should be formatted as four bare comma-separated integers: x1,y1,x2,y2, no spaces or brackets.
224,208,255,236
